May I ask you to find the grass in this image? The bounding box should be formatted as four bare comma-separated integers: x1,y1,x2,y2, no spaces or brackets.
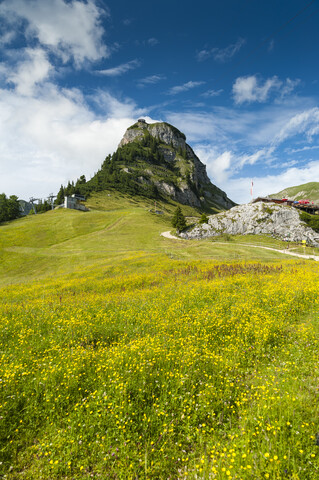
271,182,319,202
0,191,311,286
1,192,319,479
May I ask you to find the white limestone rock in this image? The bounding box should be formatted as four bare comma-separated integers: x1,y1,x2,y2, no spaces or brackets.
180,202,319,246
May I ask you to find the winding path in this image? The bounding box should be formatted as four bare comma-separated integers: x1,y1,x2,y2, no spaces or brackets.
161,231,181,240
160,231,319,262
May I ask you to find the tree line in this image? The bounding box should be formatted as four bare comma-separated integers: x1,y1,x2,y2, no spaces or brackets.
0,194,55,224
55,138,170,202
0,194,21,223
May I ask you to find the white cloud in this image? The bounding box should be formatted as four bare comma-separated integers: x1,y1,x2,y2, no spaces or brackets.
0,0,108,65
167,81,205,95
197,38,245,62
98,59,141,77
166,102,319,151
193,144,282,203
147,38,159,46
268,39,275,52
166,102,319,204
286,145,319,154
227,161,319,204
137,74,166,87
201,89,223,98
166,112,224,143
212,38,246,62
0,83,142,199
7,48,53,95
90,90,143,119
280,78,301,98
196,49,211,62
238,147,275,168
195,159,319,205
166,109,276,146
232,75,301,105
0,30,15,46
194,144,274,197
273,107,319,145
195,146,233,183
233,75,282,104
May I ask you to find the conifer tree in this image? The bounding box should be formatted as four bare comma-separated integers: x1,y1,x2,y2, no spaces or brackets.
56,185,65,205
199,212,209,224
172,206,187,232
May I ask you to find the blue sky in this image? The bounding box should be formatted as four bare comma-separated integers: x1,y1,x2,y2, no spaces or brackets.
0,0,319,204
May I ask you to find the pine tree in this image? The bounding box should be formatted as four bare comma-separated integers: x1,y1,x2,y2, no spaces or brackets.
77,175,86,185
65,181,75,196
75,175,86,194
172,206,187,232
199,212,209,224
36,200,51,214
56,185,65,205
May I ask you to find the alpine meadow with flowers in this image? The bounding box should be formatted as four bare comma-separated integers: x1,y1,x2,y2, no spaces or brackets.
1,193,319,479
2,0,319,477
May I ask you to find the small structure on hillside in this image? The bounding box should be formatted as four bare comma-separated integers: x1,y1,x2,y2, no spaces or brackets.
64,194,89,211
252,196,319,214
252,197,294,206
48,193,56,210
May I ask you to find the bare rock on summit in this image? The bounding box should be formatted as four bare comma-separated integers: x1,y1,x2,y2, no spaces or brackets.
119,119,186,150
118,119,235,211
180,202,319,246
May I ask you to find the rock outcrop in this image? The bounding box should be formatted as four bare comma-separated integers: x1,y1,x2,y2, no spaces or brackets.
120,120,187,150
118,119,235,211
180,201,319,246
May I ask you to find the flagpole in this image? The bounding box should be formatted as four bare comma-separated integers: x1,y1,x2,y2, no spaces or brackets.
250,180,254,200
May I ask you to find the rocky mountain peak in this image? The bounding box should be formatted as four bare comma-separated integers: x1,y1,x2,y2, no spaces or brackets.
119,119,187,150
116,119,235,211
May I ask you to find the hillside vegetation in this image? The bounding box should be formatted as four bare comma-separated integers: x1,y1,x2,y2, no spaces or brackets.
0,192,294,286
56,120,235,214
1,193,319,479
271,182,319,203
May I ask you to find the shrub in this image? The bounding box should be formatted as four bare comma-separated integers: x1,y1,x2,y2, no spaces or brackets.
299,211,319,232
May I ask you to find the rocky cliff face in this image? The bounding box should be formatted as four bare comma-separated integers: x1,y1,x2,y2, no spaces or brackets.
120,121,186,149
180,201,319,246
118,119,235,211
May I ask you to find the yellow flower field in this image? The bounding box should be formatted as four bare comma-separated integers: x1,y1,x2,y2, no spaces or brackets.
1,258,319,479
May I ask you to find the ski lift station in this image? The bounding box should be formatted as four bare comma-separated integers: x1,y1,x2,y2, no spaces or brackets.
64,194,89,211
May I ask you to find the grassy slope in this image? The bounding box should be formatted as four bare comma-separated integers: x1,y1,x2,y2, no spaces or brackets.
1,193,319,479
271,182,319,202
0,191,307,286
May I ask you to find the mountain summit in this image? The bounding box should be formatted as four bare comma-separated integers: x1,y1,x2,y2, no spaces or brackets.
115,119,234,211
67,119,235,212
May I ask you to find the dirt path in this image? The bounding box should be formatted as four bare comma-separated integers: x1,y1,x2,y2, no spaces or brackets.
160,232,319,261
213,242,319,262
161,231,181,240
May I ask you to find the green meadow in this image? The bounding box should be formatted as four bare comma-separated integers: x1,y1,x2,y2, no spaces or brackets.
1,192,319,479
